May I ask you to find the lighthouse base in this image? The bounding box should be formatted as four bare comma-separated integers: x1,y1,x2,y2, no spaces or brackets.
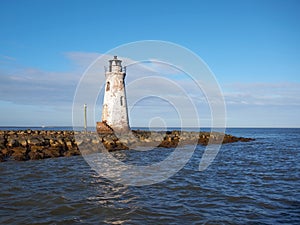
96,121,130,134
96,122,114,134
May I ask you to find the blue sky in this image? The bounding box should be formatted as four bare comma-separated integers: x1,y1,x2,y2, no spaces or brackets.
0,0,299,127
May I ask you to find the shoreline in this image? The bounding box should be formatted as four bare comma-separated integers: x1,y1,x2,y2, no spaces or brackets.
0,129,254,162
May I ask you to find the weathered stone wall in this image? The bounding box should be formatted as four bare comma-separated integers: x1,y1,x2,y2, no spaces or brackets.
0,130,80,162
0,129,254,162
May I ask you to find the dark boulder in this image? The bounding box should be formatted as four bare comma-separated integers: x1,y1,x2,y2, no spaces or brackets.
11,147,28,161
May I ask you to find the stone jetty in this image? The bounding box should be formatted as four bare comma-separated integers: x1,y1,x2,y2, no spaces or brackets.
0,129,254,162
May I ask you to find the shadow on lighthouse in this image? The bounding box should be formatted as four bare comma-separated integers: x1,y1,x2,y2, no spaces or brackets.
96,56,130,134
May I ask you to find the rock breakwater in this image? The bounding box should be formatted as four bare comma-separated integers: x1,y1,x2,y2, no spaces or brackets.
0,129,254,162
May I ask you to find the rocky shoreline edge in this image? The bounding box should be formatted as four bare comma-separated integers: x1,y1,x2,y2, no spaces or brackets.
0,130,254,162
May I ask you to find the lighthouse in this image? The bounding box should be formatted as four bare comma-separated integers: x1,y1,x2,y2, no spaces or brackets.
98,56,130,133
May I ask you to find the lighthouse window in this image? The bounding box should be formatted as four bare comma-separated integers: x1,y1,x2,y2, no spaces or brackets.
120,96,124,106
106,82,110,91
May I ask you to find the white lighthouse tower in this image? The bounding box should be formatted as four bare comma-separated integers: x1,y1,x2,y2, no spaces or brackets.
99,56,130,132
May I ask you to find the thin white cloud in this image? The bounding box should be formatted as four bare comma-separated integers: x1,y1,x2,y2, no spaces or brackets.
224,82,300,106
1,51,299,127
0,54,16,61
63,51,101,68
0,67,80,105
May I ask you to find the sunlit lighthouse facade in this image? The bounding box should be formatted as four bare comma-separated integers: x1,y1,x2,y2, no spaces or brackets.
98,56,130,132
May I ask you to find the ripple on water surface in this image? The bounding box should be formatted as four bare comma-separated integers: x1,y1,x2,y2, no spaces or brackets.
0,128,300,224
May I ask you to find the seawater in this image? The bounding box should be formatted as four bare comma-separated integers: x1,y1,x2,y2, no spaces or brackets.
0,128,299,224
